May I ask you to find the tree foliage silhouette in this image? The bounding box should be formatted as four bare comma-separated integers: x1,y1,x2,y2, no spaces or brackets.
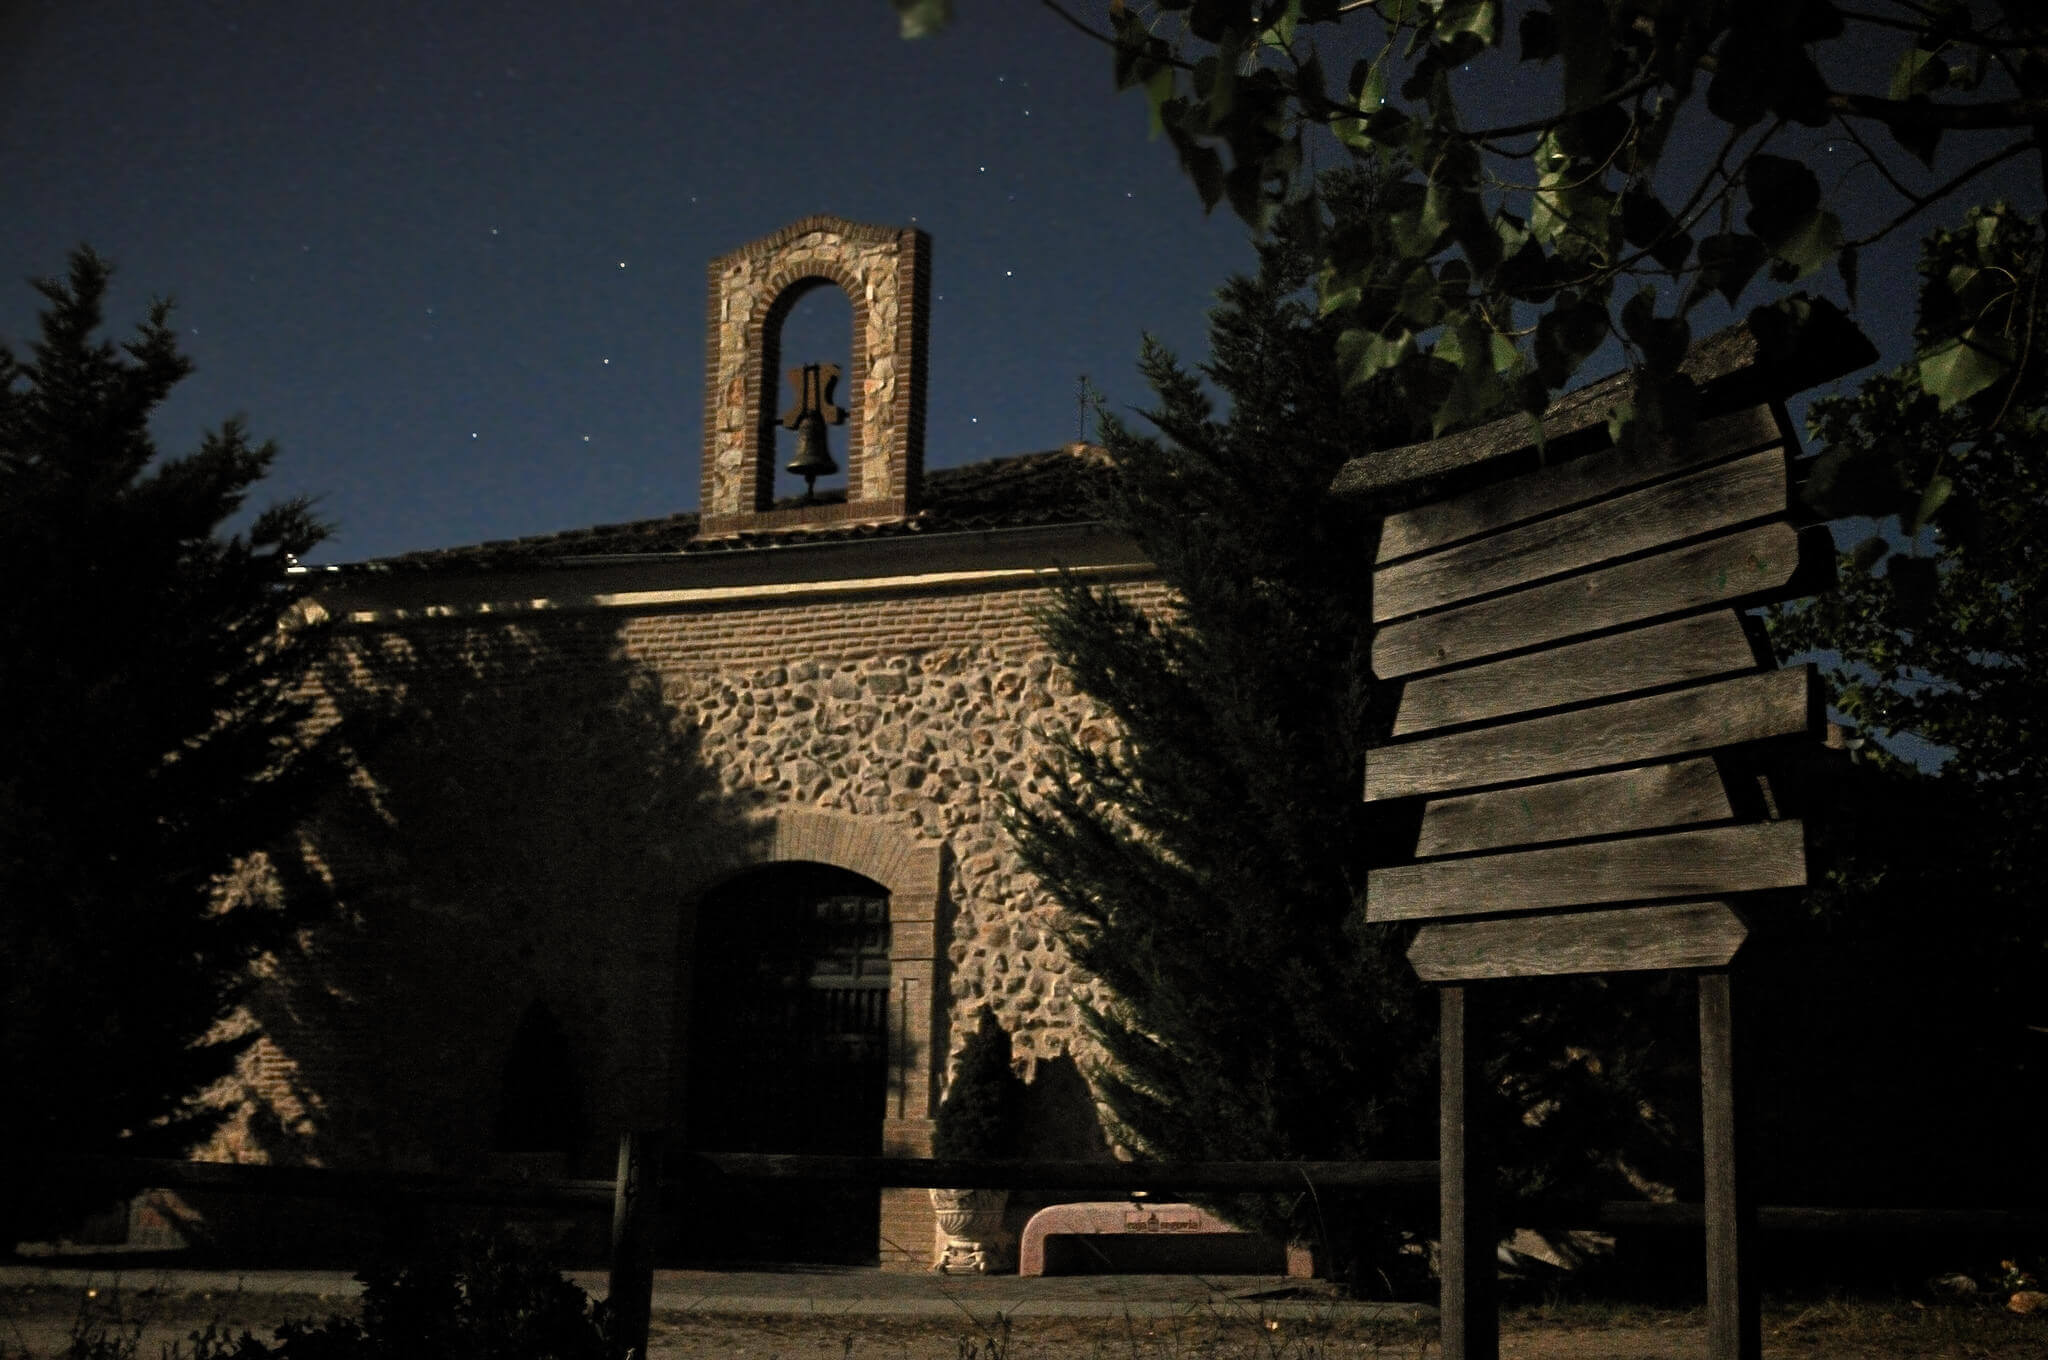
1003,177,1440,1272
0,248,330,1239
901,1,2045,553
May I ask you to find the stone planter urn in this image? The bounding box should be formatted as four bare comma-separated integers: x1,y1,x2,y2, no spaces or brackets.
930,1008,1027,1273
930,1187,1014,1273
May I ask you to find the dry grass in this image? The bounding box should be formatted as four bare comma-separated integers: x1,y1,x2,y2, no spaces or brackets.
3,1285,2044,1359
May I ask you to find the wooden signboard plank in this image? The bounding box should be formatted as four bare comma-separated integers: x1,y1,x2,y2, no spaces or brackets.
1373,521,1804,679
1374,447,1789,622
1413,757,1734,857
1333,316,1872,508
1366,665,1816,803
1375,405,1782,564
1390,611,1761,737
1407,901,1750,981
1366,820,1806,923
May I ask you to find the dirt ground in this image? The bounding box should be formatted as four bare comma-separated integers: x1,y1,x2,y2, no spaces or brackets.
5,1289,2045,1360
636,1307,2045,1359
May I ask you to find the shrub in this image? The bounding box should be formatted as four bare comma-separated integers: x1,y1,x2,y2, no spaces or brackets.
94,1235,630,1360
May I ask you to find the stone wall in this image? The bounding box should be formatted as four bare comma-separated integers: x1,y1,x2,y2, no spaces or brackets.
202,568,1167,1268
637,582,1157,1072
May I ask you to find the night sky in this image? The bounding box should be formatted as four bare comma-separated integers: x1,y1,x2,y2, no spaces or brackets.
1,2,1257,563
4,4,2040,566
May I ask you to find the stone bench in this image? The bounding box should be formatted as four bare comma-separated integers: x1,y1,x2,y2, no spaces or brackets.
1018,1201,1313,1277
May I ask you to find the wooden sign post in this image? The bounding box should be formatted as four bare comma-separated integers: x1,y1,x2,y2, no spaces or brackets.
1333,324,1858,1360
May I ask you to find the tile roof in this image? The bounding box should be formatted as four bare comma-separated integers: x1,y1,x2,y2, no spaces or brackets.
360,446,1112,572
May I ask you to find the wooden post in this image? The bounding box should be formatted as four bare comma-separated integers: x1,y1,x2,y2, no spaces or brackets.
1699,971,1760,1360
1440,985,1497,1360
609,1130,662,1360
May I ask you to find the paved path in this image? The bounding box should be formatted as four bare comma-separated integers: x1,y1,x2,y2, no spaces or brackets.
0,1264,1429,1322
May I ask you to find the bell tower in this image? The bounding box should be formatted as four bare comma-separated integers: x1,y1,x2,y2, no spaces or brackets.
699,216,932,537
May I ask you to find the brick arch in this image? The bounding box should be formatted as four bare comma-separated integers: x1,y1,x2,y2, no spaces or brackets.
699,216,930,538
749,268,869,513
677,808,945,1268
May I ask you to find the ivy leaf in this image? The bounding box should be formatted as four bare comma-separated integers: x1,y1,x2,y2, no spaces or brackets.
1432,318,1509,436
1888,46,1950,101
1146,66,1178,137
1803,438,1907,520
1395,264,1447,328
1339,327,1414,389
1187,0,1239,42
1908,473,1954,536
1223,157,1269,224
1887,554,1939,628
1355,53,1390,110
1619,285,1658,347
1745,155,1840,277
1774,208,1844,278
1434,0,1499,45
1917,329,2014,409
1534,293,1607,386
1706,28,1769,126
1197,51,1238,129
1319,269,1364,316
1620,190,1691,272
1745,154,1821,242
1551,0,1610,111
890,0,954,37
1489,330,1522,374
1494,233,1557,301
1518,7,1556,61
1176,136,1226,210
1747,294,1878,388
1849,535,1889,575
1260,1,1301,49
1693,233,1767,308
1890,119,1942,167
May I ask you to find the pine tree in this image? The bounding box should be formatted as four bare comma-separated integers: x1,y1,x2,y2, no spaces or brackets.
1003,175,1439,1268
0,248,331,1239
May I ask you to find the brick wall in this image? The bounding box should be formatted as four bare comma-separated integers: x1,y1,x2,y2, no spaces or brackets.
202,568,1167,1269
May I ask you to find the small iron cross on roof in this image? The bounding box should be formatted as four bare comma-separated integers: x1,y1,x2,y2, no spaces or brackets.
781,361,847,499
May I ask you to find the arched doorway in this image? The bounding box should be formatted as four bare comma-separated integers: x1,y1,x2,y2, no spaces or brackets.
682,861,891,1264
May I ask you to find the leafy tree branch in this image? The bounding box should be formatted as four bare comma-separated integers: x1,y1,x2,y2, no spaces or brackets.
901,0,2046,547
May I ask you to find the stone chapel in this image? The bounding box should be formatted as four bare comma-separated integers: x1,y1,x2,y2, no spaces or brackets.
194,216,1162,1269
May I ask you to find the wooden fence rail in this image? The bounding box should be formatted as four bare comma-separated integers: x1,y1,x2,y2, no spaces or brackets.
54,1152,1438,1203
53,1151,2040,1226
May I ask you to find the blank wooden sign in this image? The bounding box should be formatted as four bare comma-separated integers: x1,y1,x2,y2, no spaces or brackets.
1357,395,1826,982
1335,323,1866,1360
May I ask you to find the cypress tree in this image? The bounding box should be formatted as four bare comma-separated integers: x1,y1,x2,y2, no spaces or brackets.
1003,175,1438,1272
0,248,331,1240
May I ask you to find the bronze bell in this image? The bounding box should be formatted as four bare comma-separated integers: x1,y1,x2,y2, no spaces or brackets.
780,361,847,499
785,410,838,486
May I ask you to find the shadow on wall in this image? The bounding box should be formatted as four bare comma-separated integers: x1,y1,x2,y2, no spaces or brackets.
1018,1053,1113,1164
1004,1052,1115,1240
178,615,763,1261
